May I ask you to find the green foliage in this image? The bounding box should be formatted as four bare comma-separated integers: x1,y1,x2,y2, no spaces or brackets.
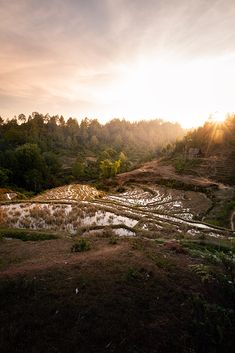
174,157,188,173
0,113,185,191
14,143,46,192
0,168,11,186
189,294,235,352
71,238,91,252
119,151,129,172
15,143,43,170
99,159,121,179
173,157,200,174
216,251,235,283
109,235,118,245
72,160,85,179
0,228,57,241
183,240,235,283
125,267,142,281
206,197,235,227
190,264,213,283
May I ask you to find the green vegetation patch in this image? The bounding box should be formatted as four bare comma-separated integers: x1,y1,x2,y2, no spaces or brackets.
173,157,201,174
182,239,235,284
189,294,235,353
0,228,58,241
206,197,235,228
71,238,91,252
180,239,234,254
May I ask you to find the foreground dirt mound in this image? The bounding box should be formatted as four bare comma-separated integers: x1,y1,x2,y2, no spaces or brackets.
33,184,104,202
0,235,234,353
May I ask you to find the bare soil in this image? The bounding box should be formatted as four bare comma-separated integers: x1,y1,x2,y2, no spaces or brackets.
0,235,234,353
115,159,220,190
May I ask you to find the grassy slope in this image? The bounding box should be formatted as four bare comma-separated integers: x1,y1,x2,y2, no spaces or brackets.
0,233,234,353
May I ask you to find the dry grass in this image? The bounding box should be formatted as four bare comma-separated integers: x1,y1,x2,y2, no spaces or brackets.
0,209,7,226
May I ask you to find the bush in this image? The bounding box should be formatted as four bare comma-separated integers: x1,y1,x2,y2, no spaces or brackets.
71,238,91,252
174,157,187,173
109,235,118,245
102,226,116,238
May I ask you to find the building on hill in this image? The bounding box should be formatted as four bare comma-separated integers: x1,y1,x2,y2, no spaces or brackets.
187,148,202,159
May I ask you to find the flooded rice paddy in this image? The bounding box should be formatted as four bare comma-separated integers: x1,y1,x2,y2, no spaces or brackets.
1,183,233,238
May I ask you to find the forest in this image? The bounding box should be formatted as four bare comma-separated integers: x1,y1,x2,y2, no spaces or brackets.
0,113,184,192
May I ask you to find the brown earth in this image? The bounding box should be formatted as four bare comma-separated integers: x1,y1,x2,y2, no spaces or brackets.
115,159,221,191
0,235,234,353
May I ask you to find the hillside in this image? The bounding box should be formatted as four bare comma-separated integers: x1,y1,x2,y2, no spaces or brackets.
1,234,235,353
172,115,235,185
1,116,235,353
1,168,235,353
113,157,235,229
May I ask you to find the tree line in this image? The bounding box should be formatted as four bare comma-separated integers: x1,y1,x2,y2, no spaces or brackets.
174,114,235,156
0,112,184,192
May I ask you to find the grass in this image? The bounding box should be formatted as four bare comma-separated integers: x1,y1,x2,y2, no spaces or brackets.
205,197,235,228
189,293,235,353
180,238,235,254
181,239,235,284
0,228,58,241
173,157,200,174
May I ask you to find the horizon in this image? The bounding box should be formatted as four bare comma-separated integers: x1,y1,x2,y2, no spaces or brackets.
1,0,235,128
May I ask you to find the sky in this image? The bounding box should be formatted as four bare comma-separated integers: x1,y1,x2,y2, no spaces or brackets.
1,0,235,128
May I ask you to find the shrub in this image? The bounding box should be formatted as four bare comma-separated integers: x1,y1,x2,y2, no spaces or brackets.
71,238,91,252
190,264,213,283
174,157,187,173
102,226,116,238
109,235,118,245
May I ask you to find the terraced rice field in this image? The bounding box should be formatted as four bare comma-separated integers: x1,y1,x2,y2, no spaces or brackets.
33,184,103,201
1,183,234,239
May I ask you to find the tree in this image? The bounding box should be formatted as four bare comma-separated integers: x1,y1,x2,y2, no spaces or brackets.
18,114,26,124
99,159,121,179
90,135,99,148
99,159,113,179
119,152,129,172
0,168,11,186
14,143,45,191
72,160,85,179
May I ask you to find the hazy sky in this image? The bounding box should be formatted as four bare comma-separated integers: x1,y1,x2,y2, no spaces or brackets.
1,0,235,127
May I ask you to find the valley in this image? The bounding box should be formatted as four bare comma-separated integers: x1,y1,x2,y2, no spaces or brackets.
1,160,235,353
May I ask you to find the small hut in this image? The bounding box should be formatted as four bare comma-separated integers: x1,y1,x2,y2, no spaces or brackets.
187,148,202,159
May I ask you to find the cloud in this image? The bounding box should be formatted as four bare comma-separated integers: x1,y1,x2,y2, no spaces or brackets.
1,0,235,125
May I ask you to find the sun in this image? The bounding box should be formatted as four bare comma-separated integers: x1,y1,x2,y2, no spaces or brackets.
92,57,232,128
210,111,227,123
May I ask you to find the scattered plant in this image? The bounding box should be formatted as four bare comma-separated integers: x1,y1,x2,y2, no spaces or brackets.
71,238,91,252
109,235,118,245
